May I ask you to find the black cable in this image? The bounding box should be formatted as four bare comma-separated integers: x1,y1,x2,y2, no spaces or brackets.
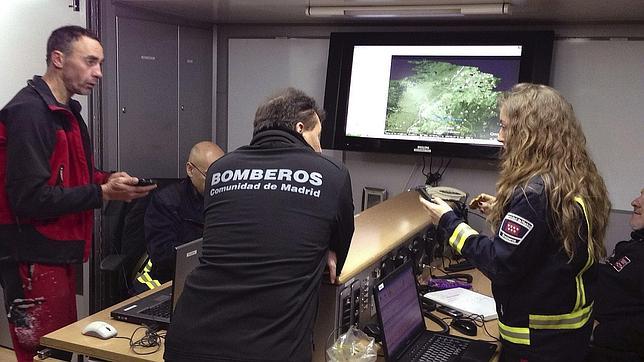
324,327,338,362
439,314,499,343
427,156,453,187
429,154,434,176
441,255,449,270
422,155,430,177
421,154,447,186
128,325,165,355
107,325,166,355
461,314,500,343
423,311,450,334
417,271,451,335
439,157,452,177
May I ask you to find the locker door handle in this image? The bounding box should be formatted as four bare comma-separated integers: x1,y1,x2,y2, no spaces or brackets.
121,107,127,114
180,105,185,111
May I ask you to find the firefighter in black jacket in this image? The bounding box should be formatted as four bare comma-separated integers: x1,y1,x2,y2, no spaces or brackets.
591,188,644,361
164,88,354,362
420,84,611,362
135,141,224,289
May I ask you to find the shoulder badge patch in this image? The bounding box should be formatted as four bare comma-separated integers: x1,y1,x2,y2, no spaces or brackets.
499,213,534,246
608,255,631,272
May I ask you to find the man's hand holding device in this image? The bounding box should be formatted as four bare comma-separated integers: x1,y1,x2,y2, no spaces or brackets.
135,178,157,186
101,172,157,201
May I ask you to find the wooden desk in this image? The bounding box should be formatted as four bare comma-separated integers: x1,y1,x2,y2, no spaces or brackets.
426,268,500,342
338,190,431,284
41,285,168,362
41,268,500,362
42,191,499,361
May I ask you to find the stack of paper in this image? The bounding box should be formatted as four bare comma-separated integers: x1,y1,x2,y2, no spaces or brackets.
424,287,498,321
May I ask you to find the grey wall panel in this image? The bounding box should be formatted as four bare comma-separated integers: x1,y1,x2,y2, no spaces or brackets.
551,39,644,210
117,17,179,178
227,38,329,152
179,26,214,174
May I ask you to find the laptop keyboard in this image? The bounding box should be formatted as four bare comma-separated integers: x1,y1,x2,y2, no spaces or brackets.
408,334,470,362
140,299,171,318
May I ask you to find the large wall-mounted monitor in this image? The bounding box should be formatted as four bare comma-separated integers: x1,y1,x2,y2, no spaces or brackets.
322,31,554,159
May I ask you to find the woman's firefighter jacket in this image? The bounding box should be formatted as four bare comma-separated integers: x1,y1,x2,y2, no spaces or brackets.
437,176,595,348
0,76,109,264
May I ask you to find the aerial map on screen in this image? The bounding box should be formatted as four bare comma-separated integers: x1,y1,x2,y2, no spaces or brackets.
344,45,521,146
385,56,509,140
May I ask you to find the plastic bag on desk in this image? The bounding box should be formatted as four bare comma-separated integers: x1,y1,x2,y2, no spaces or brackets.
326,326,377,362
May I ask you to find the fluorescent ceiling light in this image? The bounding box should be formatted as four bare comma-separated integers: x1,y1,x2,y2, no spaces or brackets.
306,4,511,18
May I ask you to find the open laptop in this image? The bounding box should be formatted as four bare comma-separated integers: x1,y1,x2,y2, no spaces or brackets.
110,237,202,329
373,261,497,362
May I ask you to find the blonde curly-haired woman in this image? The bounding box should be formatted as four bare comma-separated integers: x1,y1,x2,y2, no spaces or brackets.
421,83,611,362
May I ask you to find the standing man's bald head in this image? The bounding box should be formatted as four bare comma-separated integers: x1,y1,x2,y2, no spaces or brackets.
186,141,224,194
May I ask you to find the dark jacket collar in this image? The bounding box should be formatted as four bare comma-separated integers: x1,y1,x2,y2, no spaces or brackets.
250,128,314,151
632,229,644,242
28,76,82,114
181,177,203,202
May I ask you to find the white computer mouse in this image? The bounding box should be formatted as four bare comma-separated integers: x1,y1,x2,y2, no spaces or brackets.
81,321,117,339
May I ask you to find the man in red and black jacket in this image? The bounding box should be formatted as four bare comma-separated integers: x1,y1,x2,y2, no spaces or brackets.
0,26,155,362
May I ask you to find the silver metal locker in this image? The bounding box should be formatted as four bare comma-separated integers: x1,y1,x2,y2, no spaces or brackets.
178,26,214,174
117,17,179,178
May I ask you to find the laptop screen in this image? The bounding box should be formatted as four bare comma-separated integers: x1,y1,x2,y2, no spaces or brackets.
374,262,426,358
171,237,202,310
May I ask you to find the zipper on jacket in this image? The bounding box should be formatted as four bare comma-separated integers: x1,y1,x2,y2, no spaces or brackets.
56,165,64,185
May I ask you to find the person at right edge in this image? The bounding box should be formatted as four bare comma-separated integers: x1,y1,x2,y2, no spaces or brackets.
590,188,644,361
420,83,610,362
164,88,355,361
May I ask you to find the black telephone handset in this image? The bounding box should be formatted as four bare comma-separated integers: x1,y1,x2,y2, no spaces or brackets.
415,186,435,202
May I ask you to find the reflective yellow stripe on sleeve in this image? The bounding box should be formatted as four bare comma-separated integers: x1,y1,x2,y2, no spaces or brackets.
135,259,161,289
136,274,161,289
448,222,479,254
498,321,530,345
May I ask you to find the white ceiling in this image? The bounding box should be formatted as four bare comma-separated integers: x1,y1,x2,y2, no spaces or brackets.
114,0,644,24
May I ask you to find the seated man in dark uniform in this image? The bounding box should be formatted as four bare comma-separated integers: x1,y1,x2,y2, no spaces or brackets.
139,141,224,286
591,188,644,361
